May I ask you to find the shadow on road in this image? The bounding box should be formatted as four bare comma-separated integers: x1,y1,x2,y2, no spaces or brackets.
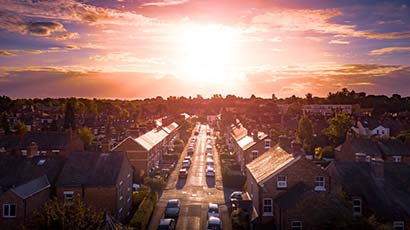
206,177,215,188
176,178,187,190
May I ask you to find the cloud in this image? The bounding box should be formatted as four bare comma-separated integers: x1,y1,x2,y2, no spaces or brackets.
26,21,65,36
51,32,79,40
0,50,15,56
370,47,410,55
142,0,189,7
329,39,350,45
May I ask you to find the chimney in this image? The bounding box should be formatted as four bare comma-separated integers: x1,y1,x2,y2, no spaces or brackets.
371,157,384,180
27,142,38,157
252,129,259,142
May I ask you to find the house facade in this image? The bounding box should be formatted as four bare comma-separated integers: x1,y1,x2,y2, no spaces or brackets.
56,152,133,222
246,146,329,226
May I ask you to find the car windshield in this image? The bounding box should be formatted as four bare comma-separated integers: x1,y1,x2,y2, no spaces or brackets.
167,200,179,208
209,206,218,213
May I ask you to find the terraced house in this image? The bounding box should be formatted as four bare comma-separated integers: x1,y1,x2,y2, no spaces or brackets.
112,121,179,177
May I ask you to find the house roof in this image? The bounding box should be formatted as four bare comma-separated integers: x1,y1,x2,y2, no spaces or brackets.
0,155,64,195
11,175,50,199
378,139,410,156
328,161,410,220
231,124,248,141
350,137,382,157
0,131,71,151
162,122,179,134
237,132,268,151
57,152,128,187
246,146,298,185
135,128,169,151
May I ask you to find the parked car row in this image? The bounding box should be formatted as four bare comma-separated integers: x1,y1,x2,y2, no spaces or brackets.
207,203,222,230
158,199,181,230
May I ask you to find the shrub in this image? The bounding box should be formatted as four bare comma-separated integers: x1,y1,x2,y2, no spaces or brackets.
231,209,249,230
143,177,166,193
129,192,158,230
132,185,150,210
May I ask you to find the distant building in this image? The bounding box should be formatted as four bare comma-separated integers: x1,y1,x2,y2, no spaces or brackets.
56,152,133,222
0,130,83,157
0,156,64,230
352,121,390,137
303,104,352,115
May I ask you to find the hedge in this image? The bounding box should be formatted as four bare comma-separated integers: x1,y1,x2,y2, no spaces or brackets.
129,192,158,230
231,209,249,230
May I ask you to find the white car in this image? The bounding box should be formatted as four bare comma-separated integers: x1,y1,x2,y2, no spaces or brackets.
206,167,215,177
207,203,220,218
182,160,191,168
206,158,214,167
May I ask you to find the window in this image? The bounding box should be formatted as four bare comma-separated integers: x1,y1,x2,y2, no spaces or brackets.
52,150,60,154
3,204,16,218
21,150,27,156
314,176,326,191
119,196,123,201
393,156,402,163
352,198,362,216
127,173,131,178
252,150,259,160
118,208,123,214
263,198,273,216
393,221,404,230
291,221,302,230
265,139,271,149
64,191,74,201
119,181,123,186
277,176,287,189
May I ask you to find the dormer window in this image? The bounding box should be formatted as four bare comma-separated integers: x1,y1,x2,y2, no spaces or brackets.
64,191,74,202
352,198,362,216
277,176,287,189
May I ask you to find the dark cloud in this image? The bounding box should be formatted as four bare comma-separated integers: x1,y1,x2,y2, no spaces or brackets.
27,21,65,36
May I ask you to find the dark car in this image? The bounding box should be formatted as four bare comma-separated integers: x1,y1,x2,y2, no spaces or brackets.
158,218,176,230
229,191,243,203
165,199,181,219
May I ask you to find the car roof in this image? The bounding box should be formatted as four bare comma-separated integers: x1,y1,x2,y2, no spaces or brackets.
208,203,218,208
168,199,179,203
179,168,187,172
208,216,221,224
160,218,174,225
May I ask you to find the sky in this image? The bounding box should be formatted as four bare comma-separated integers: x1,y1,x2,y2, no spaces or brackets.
0,0,410,99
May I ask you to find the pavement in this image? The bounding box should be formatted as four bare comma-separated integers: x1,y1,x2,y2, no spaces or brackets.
148,125,232,230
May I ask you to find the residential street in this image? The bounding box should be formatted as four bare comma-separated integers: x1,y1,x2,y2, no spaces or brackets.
148,124,231,230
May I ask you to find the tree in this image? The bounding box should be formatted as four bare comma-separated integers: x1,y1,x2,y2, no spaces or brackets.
0,112,11,135
286,102,303,118
297,115,313,147
77,127,94,147
324,113,352,145
15,120,28,136
29,198,103,230
63,99,76,130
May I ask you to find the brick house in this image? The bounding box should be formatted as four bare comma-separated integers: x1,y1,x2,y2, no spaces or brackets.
327,160,410,230
0,156,64,230
245,145,329,226
56,152,133,222
0,130,83,157
378,139,410,164
112,122,179,178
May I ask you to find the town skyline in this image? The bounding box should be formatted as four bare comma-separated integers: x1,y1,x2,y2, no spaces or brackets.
1,0,410,98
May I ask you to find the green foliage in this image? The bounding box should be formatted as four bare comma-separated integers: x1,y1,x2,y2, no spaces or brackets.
15,120,28,136
315,146,335,160
231,209,249,230
143,177,166,193
297,115,313,145
286,103,303,117
129,192,158,230
77,127,94,147
324,113,352,145
29,198,103,230
132,185,151,210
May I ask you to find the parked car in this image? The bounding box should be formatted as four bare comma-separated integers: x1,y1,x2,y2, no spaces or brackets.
165,199,181,219
182,160,191,168
206,158,214,167
188,147,194,155
184,156,191,162
206,152,213,158
206,167,215,177
158,218,176,230
207,203,220,218
206,216,222,230
179,168,188,179
229,191,243,203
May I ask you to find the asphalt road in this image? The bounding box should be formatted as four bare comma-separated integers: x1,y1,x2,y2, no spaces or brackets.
148,124,231,230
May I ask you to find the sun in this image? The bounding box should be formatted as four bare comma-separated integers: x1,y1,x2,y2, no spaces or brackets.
175,24,240,84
